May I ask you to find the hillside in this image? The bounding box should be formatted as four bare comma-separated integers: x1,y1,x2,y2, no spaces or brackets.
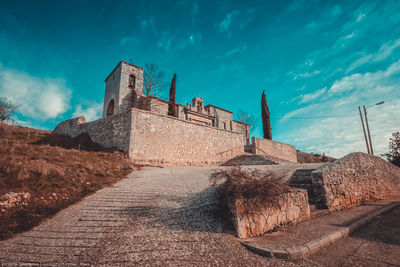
296,150,336,163
0,124,136,240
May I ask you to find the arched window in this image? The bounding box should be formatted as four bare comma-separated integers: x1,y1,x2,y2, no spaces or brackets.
106,99,115,116
129,75,136,88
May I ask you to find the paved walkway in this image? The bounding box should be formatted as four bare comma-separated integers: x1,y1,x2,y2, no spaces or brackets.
0,167,291,266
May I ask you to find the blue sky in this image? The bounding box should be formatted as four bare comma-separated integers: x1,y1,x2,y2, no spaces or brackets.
0,0,399,158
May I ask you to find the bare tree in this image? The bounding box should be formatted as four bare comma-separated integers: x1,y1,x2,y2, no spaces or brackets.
0,97,17,124
236,109,258,132
261,90,272,139
143,63,166,111
383,132,400,167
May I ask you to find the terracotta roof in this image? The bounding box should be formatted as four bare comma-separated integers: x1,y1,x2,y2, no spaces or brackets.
105,61,144,82
205,104,233,114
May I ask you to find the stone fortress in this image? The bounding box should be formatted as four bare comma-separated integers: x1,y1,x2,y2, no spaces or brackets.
54,61,297,165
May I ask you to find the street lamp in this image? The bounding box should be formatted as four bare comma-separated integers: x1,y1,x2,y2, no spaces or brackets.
358,101,384,155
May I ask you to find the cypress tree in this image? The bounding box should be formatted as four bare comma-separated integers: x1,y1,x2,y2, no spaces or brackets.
261,90,272,139
168,74,177,117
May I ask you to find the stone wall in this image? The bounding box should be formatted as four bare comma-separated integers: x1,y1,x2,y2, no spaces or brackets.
252,137,297,163
232,120,250,145
207,105,233,131
103,65,121,117
53,112,132,153
129,108,246,165
149,98,169,115
230,189,310,238
312,152,400,210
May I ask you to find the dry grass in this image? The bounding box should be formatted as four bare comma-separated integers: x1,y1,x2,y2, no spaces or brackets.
210,167,294,214
0,124,136,240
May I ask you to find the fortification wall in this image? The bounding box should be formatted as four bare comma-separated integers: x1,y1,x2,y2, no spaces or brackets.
129,108,246,165
252,137,297,163
53,112,132,153
312,152,400,210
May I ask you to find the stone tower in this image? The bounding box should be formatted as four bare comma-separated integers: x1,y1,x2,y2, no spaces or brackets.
103,61,144,118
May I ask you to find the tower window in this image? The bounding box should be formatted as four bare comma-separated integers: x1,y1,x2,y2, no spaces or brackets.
129,75,136,88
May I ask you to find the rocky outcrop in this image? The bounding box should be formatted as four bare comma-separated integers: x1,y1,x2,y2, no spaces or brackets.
312,152,400,210
230,189,310,239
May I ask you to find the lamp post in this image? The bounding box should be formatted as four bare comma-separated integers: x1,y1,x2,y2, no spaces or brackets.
359,101,384,155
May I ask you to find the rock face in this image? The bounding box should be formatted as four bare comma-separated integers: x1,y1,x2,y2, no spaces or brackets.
312,152,400,210
230,189,310,239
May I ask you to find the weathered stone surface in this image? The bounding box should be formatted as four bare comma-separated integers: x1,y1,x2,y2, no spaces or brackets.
251,137,297,163
53,112,132,153
231,189,310,239
129,108,246,165
312,152,400,210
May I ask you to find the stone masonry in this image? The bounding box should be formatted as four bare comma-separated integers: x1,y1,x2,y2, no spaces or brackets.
312,152,400,210
53,60,299,165
231,189,310,238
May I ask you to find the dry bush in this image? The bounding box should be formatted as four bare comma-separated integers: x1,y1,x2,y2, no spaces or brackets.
210,166,294,214
0,124,136,240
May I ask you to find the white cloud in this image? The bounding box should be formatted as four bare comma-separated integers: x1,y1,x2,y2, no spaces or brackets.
343,32,355,40
347,38,400,72
291,70,321,80
216,11,238,32
157,31,172,51
73,102,102,122
299,87,327,104
223,44,248,58
330,60,400,95
120,36,141,46
356,13,366,22
0,66,71,120
140,17,155,32
280,60,400,158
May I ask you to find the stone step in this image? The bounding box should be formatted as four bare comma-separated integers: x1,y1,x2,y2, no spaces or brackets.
222,155,279,166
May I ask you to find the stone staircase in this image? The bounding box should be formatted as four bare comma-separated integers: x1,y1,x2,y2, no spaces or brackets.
222,154,279,166
287,168,329,217
287,169,316,204
222,149,296,166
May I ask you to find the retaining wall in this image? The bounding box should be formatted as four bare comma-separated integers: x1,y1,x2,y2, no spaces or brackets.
252,137,297,163
312,152,400,210
230,189,310,239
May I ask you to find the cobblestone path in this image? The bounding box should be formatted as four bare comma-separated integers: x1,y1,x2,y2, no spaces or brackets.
0,167,292,266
